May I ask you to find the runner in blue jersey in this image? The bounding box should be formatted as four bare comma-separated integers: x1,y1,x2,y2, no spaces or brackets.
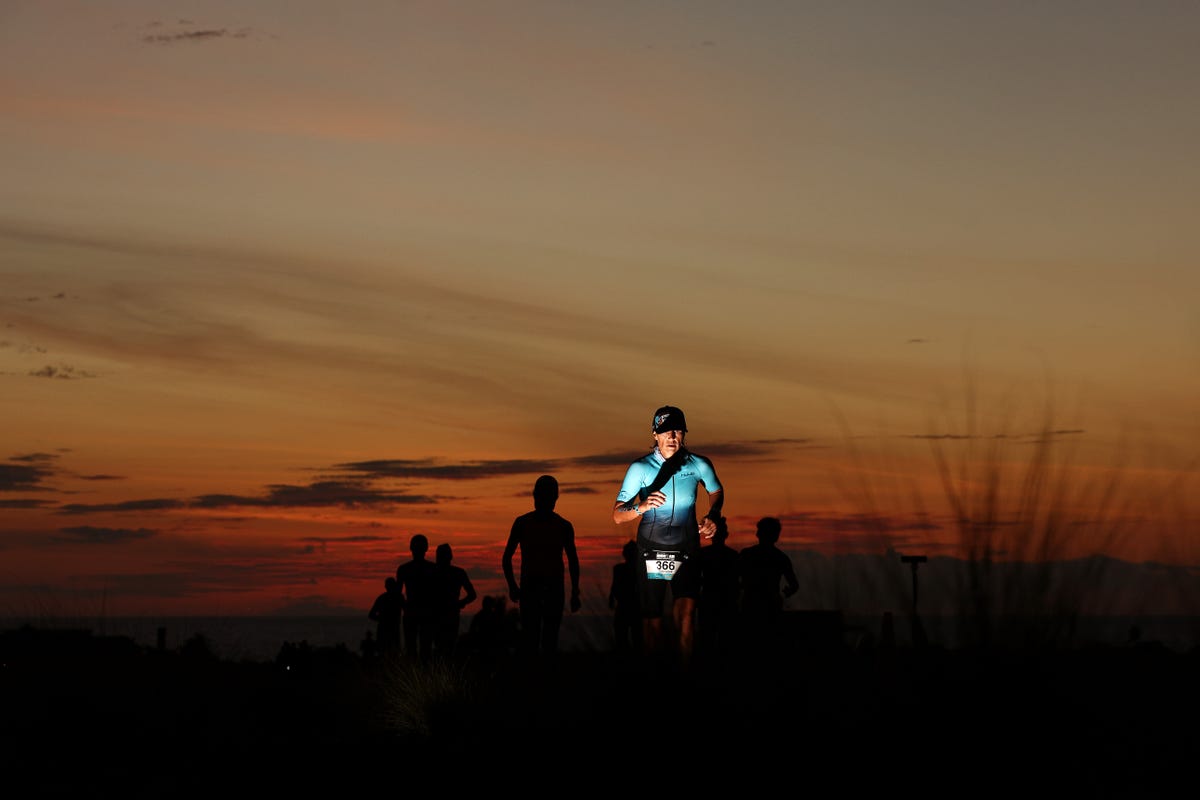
613,405,724,666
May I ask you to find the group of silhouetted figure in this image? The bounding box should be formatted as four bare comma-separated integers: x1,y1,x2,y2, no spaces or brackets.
363,474,804,672
610,514,801,665
364,534,478,664
364,473,583,668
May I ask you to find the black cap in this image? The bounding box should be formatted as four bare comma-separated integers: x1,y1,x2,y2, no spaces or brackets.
652,405,687,434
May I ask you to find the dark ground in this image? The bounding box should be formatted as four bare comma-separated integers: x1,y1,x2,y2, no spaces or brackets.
3,625,1196,797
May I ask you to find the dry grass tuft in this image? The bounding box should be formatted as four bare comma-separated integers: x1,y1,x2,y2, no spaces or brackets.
373,655,484,737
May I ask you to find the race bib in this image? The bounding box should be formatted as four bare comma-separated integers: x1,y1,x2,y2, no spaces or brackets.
644,550,683,581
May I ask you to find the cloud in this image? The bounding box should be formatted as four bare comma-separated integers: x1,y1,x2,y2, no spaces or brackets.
191,480,435,509
342,444,789,484
141,27,256,45
570,442,791,470
560,485,600,496
139,18,266,46
0,340,46,353
34,437,811,517
700,442,803,458
0,498,56,509
337,458,561,481
570,452,650,468
0,461,56,492
27,364,98,379
57,525,157,543
58,498,186,515
298,535,392,544
906,429,1085,443
9,452,59,464
508,482,601,499
1024,429,1086,444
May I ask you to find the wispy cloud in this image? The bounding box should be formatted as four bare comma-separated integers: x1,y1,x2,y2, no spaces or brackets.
560,485,600,496
9,452,60,464
46,440,802,515
0,498,56,509
0,456,58,492
337,457,561,481
27,364,98,379
905,429,1085,443
59,498,186,515
57,525,157,543
194,481,435,509
140,20,263,46
298,535,392,544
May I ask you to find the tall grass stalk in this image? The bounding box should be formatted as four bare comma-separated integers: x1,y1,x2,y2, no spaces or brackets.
834,380,1197,652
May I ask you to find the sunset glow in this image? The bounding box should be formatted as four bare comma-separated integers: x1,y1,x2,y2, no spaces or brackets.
2,2,1196,619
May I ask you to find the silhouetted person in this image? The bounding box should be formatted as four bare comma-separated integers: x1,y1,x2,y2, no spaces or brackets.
613,405,724,669
696,515,740,662
396,533,437,662
431,543,477,661
367,576,404,657
502,474,582,659
609,539,643,655
466,595,514,668
360,630,378,661
738,516,799,656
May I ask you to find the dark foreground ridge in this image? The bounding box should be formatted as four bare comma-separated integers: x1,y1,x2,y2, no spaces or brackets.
2,624,1197,796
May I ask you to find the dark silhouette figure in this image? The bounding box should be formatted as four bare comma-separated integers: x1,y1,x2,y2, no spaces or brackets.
738,516,799,656
395,533,438,662
367,576,404,657
609,539,643,655
465,594,516,667
696,515,740,661
502,474,582,659
359,630,377,661
431,543,477,661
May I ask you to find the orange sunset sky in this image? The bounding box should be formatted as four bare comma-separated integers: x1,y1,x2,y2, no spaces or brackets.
2,2,1197,618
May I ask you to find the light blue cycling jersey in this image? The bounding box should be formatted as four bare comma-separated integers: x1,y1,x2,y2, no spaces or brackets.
615,448,723,549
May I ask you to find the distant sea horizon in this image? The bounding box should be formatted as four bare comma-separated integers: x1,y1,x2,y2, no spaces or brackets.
4,611,1197,664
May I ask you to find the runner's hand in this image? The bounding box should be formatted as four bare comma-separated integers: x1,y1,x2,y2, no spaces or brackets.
642,490,667,511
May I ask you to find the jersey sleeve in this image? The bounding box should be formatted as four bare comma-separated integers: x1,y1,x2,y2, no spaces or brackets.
694,454,723,493
615,460,650,505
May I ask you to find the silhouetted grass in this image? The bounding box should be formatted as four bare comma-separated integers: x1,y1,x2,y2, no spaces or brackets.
830,379,1198,652
372,653,483,738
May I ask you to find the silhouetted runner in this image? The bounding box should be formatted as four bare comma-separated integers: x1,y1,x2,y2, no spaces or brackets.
367,576,403,657
696,515,740,662
395,533,437,662
609,539,643,654
738,516,799,656
502,474,581,659
431,542,477,661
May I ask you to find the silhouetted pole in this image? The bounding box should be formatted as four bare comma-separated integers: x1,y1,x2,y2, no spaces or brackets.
900,554,928,648
900,554,927,615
